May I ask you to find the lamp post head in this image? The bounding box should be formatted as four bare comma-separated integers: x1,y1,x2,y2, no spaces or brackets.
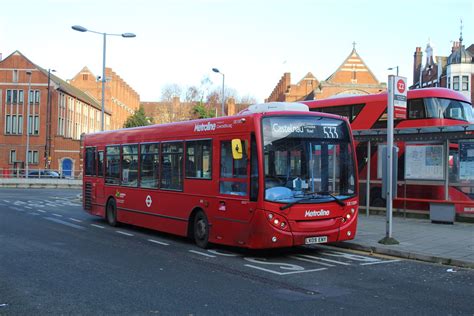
122,33,136,38
212,68,220,74
72,25,88,32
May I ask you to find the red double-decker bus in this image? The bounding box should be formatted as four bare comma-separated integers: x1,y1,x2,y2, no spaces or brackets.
82,103,359,249
302,88,474,216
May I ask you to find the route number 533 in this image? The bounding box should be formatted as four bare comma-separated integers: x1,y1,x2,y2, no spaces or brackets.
323,126,339,138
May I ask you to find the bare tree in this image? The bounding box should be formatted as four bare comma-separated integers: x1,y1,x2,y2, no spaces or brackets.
239,94,258,105
185,86,200,102
161,84,183,101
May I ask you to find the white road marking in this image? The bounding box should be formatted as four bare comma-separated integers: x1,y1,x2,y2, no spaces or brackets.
91,224,105,229
298,254,351,266
244,264,327,275
289,255,335,267
52,213,63,217
36,209,46,213
44,217,85,230
69,218,82,223
360,259,401,266
148,239,169,246
116,231,134,236
188,250,216,258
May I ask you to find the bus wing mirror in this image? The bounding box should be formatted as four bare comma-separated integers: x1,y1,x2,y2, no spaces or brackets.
231,139,243,160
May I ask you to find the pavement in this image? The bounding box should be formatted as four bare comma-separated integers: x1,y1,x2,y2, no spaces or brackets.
336,214,474,269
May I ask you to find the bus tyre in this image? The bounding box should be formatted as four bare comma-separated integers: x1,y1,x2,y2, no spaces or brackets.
106,199,119,227
194,211,209,249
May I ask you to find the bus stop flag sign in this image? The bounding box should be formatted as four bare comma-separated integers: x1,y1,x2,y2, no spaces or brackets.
392,76,407,119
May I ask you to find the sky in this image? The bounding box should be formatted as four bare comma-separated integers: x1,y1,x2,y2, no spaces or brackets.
1,0,473,103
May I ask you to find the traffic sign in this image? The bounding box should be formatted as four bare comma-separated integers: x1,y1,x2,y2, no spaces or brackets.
393,76,407,119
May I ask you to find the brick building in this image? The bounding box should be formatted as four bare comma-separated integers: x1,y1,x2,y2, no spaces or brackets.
69,66,140,130
0,51,110,176
266,46,386,102
411,37,473,101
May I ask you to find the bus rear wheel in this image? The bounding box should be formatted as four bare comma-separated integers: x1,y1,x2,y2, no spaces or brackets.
106,198,119,227
194,211,209,249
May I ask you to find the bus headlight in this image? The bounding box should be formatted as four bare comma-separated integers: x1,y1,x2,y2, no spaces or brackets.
265,212,289,231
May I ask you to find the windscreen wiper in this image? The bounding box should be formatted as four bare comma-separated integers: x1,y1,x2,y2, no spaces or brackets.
279,191,346,210
279,195,318,211
316,191,345,207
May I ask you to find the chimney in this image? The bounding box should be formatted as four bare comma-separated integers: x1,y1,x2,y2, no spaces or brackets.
451,41,459,53
227,97,236,116
172,96,180,118
413,47,422,87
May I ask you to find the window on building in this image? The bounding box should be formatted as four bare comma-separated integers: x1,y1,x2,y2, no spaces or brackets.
28,115,40,135
9,150,16,164
6,90,12,104
453,76,460,91
121,144,138,187
85,147,96,176
13,90,18,103
28,151,39,164
185,140,212,179
12,70,18,83
105,146,120,185
462,76,469,91
5,115,11,134
18,90,24,104
140,143,159,188
34,90,40,104
5,115,23,135
448,77,451,89
161,142,183,190
29,90,34,104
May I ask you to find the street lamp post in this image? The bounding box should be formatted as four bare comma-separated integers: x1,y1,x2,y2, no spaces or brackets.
25,70,32,178
388,66,399,76
212,68,225,116
71,25,136,131
45,68,56,169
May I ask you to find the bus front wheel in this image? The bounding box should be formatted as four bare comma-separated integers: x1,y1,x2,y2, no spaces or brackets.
106,198,119,227
194,210,209,249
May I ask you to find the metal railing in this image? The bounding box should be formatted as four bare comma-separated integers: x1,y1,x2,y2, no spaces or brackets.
0,168,83,180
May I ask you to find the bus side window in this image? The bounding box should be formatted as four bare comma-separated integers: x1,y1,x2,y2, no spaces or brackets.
85,147,96,176
105,146,120,185
161,142,183,191
97,151,104,177
140,143,159,188
408,98,425,119
185,140,212,179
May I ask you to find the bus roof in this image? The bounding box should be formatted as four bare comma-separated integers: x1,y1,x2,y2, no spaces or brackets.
82,107,348,145
302,88,471,108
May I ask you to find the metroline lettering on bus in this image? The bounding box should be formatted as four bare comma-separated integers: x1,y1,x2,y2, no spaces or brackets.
82,102,359,249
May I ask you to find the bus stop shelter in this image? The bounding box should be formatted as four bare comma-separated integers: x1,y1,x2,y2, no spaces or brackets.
354,124,474,223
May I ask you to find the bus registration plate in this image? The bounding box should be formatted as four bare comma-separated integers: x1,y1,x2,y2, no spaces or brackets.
305,236,328,244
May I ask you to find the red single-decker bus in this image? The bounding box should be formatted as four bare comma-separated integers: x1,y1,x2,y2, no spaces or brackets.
82,102,359,249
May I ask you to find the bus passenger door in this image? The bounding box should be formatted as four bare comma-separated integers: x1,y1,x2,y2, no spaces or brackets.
215,136,257,245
